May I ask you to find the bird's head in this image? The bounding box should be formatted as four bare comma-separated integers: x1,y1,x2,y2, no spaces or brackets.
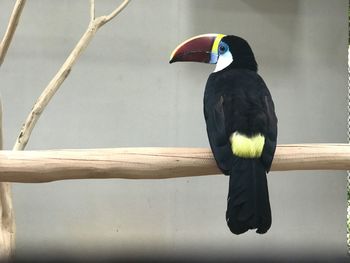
169,34,257,72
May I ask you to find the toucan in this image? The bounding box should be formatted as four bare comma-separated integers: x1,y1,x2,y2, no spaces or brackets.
169,34,277,234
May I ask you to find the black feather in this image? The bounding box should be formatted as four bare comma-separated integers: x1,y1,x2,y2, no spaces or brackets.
204,37,277,234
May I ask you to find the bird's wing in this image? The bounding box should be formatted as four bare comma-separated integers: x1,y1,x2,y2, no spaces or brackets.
220,71,277,171
204,92,236,175
205,70,277,173
260,86,278,171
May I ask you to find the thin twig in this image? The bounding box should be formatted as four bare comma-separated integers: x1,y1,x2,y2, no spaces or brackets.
104,0,130,23
13,0,131,151
0,0,26,66
90,0,95,22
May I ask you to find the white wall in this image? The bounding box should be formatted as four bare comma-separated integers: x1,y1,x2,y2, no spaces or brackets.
0,0,348,261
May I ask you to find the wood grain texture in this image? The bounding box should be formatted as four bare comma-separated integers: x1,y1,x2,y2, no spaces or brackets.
0,0,26,259
1,100,15,259
0,144,348,183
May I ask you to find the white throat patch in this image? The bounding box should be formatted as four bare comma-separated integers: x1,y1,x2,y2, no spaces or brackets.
214,51,233,72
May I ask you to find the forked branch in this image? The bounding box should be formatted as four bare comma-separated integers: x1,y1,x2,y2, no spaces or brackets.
13,0,131,151
104,0,131,24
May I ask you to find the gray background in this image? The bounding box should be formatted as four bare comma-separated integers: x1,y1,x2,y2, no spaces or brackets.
0,0,348,261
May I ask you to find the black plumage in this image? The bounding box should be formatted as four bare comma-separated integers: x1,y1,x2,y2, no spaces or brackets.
203,36,278,234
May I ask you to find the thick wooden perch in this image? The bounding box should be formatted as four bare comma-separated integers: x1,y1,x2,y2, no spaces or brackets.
0,144,348,183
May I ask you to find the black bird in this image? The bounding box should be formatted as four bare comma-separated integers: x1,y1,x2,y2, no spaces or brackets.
170,34,277,234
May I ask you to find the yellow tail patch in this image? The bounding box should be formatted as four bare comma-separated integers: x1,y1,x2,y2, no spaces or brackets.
230,132,265,158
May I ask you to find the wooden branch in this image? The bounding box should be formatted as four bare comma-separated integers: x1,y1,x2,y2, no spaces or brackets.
1,1,129,257
104,0,130,25
13,0,131,151
0,0,26,259
0,183,14,259
0,144,348,183
0,0,130,259
0,0,131,259
0,0,26,66
0,97,14,259
90,0,95,22
0,99,3,151
0,101,15,259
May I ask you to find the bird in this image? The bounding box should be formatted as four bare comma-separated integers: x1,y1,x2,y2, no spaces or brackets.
169,34,277,234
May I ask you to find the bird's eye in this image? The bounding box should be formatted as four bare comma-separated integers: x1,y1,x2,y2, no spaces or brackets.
218,42,229,55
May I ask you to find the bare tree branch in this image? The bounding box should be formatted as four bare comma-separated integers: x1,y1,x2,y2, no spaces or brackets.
0,183,14,259
0,101,15,259
0,0,26,260
3,0,130,252
0,0,26,66
90,0,95,22
0,0,130,259
0,144,349,183
13,0,131,151
0,99,3,151
104,0,130,24
0,100,14,259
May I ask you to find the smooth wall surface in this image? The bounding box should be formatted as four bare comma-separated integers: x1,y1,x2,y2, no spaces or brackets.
0,0,348,261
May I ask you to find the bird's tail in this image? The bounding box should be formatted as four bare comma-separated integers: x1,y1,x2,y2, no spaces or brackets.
226,158,271,234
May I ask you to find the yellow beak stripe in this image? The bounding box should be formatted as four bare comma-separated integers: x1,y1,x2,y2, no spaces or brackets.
230,132,265,158
211,34,226,55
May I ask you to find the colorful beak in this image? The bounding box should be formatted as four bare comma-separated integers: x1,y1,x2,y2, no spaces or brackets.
169,33,226,64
